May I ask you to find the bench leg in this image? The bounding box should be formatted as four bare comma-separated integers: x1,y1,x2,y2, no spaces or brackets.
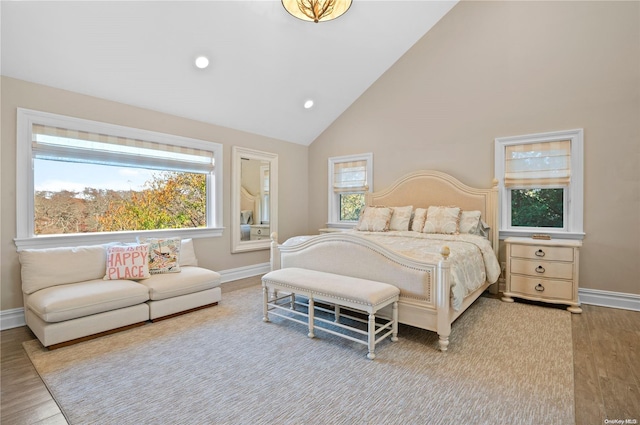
307,297,315,338
391,301,399,342
262,286,270,323
334,305,341,323
367,313,376,360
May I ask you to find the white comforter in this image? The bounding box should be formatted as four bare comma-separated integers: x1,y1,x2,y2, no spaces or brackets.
283,231,501,311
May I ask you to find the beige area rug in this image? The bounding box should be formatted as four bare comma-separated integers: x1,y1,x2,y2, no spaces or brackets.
24,285,574,425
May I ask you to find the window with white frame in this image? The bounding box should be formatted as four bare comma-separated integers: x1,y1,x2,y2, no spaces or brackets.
16,108,223,249
327,153,373,227
495,129,584,239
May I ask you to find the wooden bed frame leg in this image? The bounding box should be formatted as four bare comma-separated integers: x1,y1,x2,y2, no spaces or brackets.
438,334,450,352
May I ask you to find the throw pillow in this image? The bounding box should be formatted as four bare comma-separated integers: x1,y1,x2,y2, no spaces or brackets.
423,206,461,234
356,206,392,232
104,243,150,280
459,210,482,234
138,237,182,274
411,208,427,232
388,206,413,231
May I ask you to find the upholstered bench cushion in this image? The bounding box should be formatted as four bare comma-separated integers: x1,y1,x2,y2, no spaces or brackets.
26,279,149,323
138,266,222,301
262,267,400,307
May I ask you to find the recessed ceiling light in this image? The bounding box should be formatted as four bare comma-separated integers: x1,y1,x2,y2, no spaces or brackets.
304,99,314,109
195,56,209,69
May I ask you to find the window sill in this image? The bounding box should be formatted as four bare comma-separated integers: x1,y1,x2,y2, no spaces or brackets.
14,227,224,250
499,229,585,241
325,222,357,230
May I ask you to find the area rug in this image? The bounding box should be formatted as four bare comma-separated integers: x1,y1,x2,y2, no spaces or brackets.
24,285,574,425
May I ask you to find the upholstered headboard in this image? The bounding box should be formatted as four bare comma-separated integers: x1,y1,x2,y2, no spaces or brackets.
366,170,499,254
240,186,258,225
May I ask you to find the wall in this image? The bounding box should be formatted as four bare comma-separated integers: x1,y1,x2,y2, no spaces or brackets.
1,76,309,311
308,1,640,296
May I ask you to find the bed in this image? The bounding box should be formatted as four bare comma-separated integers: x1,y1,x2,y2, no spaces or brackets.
269,170,501,351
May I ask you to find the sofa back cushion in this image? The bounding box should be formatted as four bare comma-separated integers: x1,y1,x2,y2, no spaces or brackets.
20,245,107,294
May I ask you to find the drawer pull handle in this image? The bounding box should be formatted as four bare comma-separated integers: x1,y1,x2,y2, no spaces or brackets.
535,283,545,292
535,265,546,274
535,249,545,257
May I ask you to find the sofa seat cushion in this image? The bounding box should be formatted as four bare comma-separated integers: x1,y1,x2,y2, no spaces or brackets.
139,266,221,301
26,279,149,323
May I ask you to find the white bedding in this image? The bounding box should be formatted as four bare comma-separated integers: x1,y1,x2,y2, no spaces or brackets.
283,230,500,311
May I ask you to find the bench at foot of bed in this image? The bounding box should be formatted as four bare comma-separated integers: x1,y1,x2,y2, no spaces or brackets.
261,267,400,360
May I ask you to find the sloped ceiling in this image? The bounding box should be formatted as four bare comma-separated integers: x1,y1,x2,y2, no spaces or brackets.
1,1,457,145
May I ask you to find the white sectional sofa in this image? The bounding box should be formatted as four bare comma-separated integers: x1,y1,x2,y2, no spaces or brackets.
19,239,221,349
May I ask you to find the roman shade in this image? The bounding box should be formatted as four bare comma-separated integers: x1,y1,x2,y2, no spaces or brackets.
333,160,368,193
504,140,571,187
32,124,215,174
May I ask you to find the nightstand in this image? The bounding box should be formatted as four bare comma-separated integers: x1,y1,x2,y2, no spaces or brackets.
502,237,582,313
250,225,270,241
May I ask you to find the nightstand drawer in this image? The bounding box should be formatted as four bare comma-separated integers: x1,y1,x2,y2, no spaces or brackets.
510,258,573,280
510,244,574,262
510,275,573,300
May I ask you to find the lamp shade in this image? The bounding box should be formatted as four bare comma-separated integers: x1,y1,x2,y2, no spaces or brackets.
282,0,352,23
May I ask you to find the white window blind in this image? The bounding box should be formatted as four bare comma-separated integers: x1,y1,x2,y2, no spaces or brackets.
333,160,368,192
504,140,571,187
32,124,215,174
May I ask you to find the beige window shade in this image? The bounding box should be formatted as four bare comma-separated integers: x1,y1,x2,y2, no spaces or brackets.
505,140,571,187
32,124,215,173
333,160,368,192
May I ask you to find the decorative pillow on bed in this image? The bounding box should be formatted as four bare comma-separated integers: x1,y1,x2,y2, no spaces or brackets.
356,206,392,232
240,210,253,225
411,208,427,232
459,210,482,234
137,237,181,274
389,206,413,231
104,243,150,280
423,206,461,234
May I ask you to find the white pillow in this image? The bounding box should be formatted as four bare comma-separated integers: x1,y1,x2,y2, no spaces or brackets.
389,206,413,231
423,206,461,234
356,206,392,232
459,210,482,234
180,238,199,267
411,208,427,232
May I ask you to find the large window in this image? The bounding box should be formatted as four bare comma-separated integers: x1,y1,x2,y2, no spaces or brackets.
495,129,584,239
327,153,372,227
16,109,223,249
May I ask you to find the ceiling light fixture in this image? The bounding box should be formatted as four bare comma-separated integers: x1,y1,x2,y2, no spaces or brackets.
195,56,209,69
304,99,314,109
282,0,352,23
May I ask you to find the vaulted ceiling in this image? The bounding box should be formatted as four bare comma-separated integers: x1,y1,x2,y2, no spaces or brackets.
1,1,457,145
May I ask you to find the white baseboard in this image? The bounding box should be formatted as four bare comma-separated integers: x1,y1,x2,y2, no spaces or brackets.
0,262,271,331
579,288,640,312
4,268,636,330
219,262,270,283
0,308,26,331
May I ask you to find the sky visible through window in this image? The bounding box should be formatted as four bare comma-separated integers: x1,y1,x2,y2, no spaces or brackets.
35,159,155,193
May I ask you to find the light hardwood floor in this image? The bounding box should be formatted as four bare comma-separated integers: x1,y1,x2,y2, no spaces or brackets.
2,278,638,424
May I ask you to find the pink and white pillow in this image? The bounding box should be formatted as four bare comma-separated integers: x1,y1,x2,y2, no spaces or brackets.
104,243,150,280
